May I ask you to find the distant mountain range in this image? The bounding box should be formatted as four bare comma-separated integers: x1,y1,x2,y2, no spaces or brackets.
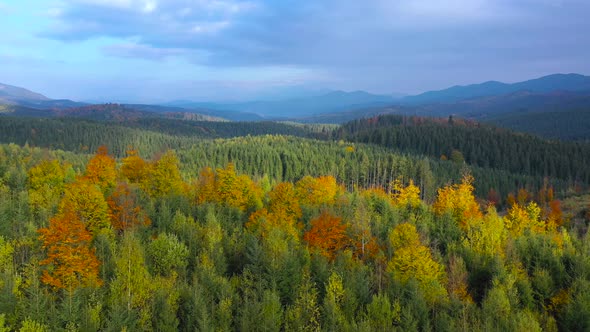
0,82,49,102
165,90,397,118
0,83,85,109
400,73,590,104
2,73,590,140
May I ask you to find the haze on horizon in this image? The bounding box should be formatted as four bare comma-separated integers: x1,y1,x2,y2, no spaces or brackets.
1,0,589,103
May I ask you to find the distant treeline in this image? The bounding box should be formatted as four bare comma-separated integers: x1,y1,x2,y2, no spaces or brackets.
0,117,330,157
334,115,590,184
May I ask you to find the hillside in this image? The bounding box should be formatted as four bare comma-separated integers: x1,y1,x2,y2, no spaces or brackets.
0,82,50,103
334,114,590,184
0,115,583,199
0,113,588,332
308,90,590,140
0,139,587,331
485,108,590,141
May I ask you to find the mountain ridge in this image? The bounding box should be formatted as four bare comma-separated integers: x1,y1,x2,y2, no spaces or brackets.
401,73,590,105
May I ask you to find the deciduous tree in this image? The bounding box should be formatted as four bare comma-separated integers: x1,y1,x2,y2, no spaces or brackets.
38,210,102,291
387,223,447,303
303,212,349,260
107,182,150,232
84,146,117,192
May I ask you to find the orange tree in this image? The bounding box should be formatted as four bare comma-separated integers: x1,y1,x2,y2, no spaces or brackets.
38,209,102,291
303,212,349,260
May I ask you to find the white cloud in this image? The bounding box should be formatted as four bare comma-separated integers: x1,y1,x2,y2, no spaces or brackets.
190,21,230,34
102,42,186,60
69,0,158,13
142,0,156,13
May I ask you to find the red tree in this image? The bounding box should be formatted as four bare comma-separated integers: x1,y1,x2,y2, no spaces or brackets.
303,212,349,260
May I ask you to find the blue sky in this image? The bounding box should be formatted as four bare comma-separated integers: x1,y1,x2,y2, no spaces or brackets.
1,0,589,102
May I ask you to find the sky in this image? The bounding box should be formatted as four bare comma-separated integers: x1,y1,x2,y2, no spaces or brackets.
1,0,589,103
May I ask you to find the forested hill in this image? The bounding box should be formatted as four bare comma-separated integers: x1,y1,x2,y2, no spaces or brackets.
334,115,590,184
484,108,590,141
0,116,571,200
0,142,588,331
0,117,331,156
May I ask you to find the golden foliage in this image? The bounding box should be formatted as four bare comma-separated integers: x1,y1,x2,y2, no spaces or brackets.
295,175,341,206
147,150,186,197
463,206,506,256
504,202,544,237
387,223,447,303
195,167,216,204
246,182,302,241
196,163,263,211
433,175,482,229
391,179,421,208
121,148,148,184
38,210,102,291
84,146,117,192
388,222,420,250
28,159,69,211
59,180,111,236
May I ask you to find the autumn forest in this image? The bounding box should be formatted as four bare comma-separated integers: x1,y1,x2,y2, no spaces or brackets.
0,113,588,332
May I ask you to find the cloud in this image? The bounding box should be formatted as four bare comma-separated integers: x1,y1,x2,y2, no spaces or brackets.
34,0,590,94
101,42,188,60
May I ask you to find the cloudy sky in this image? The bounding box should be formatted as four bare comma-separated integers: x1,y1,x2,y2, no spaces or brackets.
1,0,589,102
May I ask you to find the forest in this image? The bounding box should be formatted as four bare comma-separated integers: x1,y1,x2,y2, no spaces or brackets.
334,115,590,184
0,133,588,331
3,0,590,330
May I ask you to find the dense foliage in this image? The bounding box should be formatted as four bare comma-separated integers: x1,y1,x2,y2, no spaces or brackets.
335,115,590,184
0,116,327,156
0,143,588,331
0,116,576,202
486,108,590,141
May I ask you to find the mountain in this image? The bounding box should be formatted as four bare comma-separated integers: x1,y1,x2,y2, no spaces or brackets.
1,103,229,123
167,90,397,118
401,73,590,105
0,82,85,108
300,84,590,141
0,82,264,121
0,83,50,103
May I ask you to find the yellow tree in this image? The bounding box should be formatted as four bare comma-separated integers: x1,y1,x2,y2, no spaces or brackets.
391,179,421,208
504,201,544,237
28,159,69,212
463,206,506,256
268,182,302,221
59,180,111,236
84,146,117,192
433,175,482,229
387,223,447,303
295,175,341,206
195,166,216,204
215,163,262,211
246,182,302,241
147,150,185,197
121,148,148,184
